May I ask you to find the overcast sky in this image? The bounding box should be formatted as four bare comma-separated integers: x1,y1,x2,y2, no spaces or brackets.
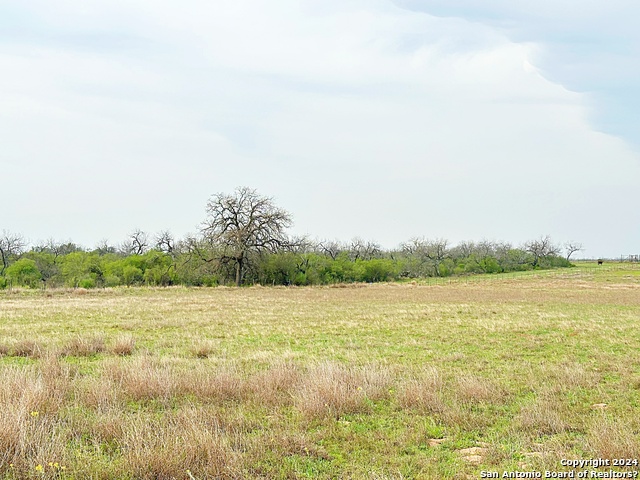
1,1,638,258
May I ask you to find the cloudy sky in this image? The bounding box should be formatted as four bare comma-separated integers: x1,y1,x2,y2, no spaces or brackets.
1,0,638,257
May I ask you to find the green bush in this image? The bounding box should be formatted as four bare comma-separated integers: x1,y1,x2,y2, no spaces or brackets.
104,275,122,287
360,259,398,282
123,265,143,286
79,277,96,289
538,255,572,269
5,258,42,288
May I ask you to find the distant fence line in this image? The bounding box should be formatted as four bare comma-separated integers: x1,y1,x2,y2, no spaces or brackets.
580,256,640,262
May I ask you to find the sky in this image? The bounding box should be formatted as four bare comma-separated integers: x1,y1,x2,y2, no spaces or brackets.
1,0,638,258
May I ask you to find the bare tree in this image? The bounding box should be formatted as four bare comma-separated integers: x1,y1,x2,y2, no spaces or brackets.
524,235,561,267
121,229,149,255
94,239,117,255
155,230,175,254
348,237,381,261
318,239,346,260
201,187,293,286
564,241,583,261
287,235,314,255
453,240,476,259
34,239,82,263
401,237,449,276
0,230,26,275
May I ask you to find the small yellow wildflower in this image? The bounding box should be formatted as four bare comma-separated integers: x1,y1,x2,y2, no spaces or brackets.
48,462,54,467
30,411,39,417
35,464,44,472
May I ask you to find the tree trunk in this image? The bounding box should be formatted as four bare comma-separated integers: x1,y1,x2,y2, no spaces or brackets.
235,256,243,286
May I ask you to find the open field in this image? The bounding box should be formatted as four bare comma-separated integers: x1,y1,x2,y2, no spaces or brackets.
1,264,640,479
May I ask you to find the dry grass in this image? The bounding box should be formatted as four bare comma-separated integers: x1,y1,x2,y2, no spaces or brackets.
119,409,239,480
110,334,136,356
517,395,572,436
454,374,504,405
247,360,302,406
61,334,105,357
189,339,218,359
0,357,72,475
77,374,124,411
397,367,446,413
11,339,43,358
587,415,640,459
180,364,250,403
103,356,178,405
1,266,640,477
295,362,393,419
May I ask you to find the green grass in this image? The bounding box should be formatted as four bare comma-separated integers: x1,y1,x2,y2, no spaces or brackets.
1,265,640,478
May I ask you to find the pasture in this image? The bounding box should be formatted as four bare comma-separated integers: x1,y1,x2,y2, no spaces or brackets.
1,264,639,479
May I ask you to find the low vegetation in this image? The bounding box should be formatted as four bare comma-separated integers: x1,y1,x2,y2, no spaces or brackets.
0,234,572,289
1,188,576,289
1,263,639,478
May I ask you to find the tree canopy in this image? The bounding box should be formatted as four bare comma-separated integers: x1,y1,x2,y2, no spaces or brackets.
201,187,293,286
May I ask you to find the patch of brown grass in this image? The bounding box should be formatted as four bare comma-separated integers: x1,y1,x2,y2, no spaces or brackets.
103,356,177,405
295,362,392,419
119,408,239,479
247,361,302,406
455,374,504,405
0,359,70,471
587,415,640,459
397,367,446,413
110,334,135,356
12,339,43,358
517,395,572,435
189,339,217,359
77,375,124,411
62,334,105,357
38,354,74,415
180,365,249,403
91,411,128,446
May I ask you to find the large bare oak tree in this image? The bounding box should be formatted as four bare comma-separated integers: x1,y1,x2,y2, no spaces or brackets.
201,187,292,286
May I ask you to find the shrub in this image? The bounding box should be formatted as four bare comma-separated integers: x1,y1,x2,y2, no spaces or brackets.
78,277,96,289
122,266,143,286
360,259,398,282
4,259,42,288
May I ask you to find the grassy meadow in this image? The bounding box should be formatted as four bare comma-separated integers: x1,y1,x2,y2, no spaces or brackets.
1,263,639,479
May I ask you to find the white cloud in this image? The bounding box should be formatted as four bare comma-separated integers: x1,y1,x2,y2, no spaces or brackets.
1,0,638,256
393,0,640,144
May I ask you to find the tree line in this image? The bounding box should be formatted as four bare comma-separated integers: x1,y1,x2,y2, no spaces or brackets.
1,187,581,289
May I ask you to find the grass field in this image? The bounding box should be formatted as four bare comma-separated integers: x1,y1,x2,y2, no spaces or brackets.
1,263,640,479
